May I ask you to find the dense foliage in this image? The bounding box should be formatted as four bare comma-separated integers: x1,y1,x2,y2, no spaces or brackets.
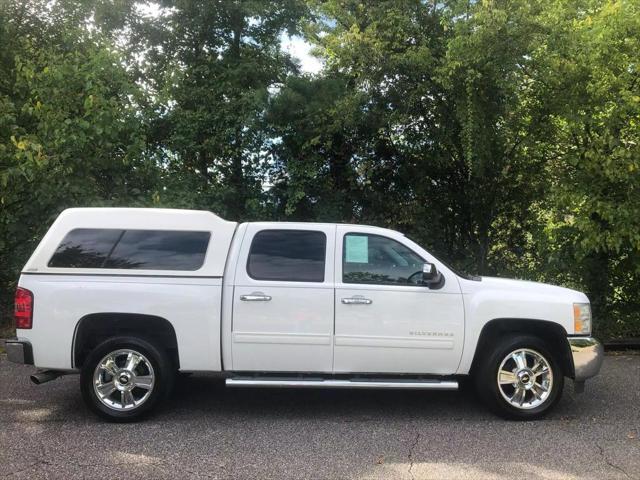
1,0,638,339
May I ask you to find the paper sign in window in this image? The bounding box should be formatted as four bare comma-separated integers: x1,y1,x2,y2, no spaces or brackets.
345,235,368,263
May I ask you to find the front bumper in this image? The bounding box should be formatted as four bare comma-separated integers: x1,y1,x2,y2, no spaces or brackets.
5,338,34,365
568,337,604,381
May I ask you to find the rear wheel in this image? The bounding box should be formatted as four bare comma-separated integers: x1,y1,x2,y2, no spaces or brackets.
475,335,564,420
80,336,173,422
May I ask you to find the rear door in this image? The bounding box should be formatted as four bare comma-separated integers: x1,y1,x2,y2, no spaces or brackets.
231,224,336,372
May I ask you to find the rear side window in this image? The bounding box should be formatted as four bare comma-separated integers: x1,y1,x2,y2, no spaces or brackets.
247,230,326,282
48,229,210,271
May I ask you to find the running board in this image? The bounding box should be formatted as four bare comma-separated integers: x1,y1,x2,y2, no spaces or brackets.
225,378,458,390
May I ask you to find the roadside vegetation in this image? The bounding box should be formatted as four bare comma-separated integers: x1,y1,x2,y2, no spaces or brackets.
1,0,638,339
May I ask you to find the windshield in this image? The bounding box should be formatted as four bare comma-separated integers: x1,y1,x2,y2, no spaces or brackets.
404,234,481,281
430,252,481,281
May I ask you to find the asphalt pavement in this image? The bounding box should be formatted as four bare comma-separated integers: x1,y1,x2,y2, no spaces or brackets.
1,354,639,479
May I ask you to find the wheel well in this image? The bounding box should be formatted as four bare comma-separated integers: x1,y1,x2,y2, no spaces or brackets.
73,313,179,369
470,319,575,378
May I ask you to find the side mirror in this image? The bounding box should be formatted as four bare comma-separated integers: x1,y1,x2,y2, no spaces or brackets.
422,262,443,288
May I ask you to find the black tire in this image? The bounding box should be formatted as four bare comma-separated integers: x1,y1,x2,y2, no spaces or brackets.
474,335,564,420
80,336,174,422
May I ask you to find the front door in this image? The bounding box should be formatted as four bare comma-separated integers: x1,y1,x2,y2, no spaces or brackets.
333,226,464,375
231,224,336,372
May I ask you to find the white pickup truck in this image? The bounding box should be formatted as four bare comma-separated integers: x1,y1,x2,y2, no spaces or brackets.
7,208,603,421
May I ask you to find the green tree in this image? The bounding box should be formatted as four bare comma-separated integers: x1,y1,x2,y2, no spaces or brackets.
143,0,306,219
266,75,365,221
0,0,155,321
529,0,640,337
296,0,551,274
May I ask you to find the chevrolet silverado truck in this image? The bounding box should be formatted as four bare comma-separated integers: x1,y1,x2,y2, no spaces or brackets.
6,208,603,421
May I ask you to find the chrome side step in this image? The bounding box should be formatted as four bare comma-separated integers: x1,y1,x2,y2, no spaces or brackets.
225,378,458,390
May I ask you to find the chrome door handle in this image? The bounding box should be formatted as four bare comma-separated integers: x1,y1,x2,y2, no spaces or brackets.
341,297,372,305
240,293,272,302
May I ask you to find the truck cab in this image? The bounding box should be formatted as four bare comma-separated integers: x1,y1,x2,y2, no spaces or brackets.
6,208,604,421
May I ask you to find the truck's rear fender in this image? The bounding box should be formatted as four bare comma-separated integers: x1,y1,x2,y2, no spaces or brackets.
17,273,222,371
468,318,575,379
73,313,179,369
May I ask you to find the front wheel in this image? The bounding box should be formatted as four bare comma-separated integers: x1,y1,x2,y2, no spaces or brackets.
80,336,174,422
475,335,564,420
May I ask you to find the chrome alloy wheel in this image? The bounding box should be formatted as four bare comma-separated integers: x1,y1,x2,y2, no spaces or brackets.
497,348,553,410
93,349,155,411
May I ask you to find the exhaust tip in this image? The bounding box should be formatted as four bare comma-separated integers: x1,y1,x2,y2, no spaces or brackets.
30,371,62,385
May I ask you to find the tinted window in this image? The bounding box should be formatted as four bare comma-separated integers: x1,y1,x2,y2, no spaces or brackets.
343,233,424,285
48,229,123,268
247,230,326,282
105,230,210,270
48,229,210,271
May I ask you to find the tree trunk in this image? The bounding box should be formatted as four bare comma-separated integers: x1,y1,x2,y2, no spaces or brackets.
582,249,611,336
226,8,246,219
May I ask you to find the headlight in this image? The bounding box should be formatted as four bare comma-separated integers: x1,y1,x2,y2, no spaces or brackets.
573,303,592,335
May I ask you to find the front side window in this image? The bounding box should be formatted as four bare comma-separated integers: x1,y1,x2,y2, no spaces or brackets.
247,230,326,282
48,229,210,271
342,233,424,285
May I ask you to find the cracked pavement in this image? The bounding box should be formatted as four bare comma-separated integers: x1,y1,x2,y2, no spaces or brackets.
1,354,639,479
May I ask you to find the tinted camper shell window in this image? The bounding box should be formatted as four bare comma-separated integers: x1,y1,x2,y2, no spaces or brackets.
48,229,210,271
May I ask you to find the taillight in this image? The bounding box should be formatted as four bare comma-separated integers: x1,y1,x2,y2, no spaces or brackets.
14,287,33,329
